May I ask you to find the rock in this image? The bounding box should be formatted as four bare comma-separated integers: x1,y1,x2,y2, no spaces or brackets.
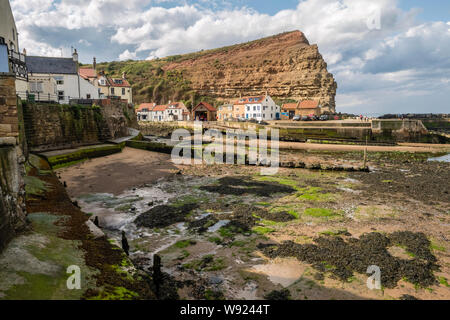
209,276,223,285
85,220,105,239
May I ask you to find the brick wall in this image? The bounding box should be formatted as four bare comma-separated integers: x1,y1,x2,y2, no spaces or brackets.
0,75,19,139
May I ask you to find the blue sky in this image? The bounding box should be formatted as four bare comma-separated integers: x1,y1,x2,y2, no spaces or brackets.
9,0,450,115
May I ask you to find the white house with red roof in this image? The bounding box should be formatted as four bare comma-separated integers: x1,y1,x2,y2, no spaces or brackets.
136,101,190,122
234,95,280,121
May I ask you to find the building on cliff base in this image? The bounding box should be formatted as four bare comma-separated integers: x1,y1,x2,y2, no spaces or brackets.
217,104,233,121
192,102,217,121
298,100,321,117
136,101,190,122
281,102,299,119
234,95,280,121
281,100,323,119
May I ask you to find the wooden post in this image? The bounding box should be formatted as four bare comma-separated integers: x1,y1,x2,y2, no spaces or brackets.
363,135,368,168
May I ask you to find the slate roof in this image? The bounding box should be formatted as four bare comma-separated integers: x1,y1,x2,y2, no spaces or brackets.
26,56,78,75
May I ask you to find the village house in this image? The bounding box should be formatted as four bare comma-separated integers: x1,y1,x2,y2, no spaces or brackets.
25,50,99,104
152,105,167,121
281,102,299,119
137,101,190,122
0,0,28,93
192,102,217,121
298,100,321,117
234,95,280,121
217,103,233,121
136,103,156,121
109,74,133,104
80,58,133,104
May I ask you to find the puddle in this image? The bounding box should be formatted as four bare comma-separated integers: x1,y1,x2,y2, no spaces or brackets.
208,220,230,233
249,258,305,288
428,153,450,163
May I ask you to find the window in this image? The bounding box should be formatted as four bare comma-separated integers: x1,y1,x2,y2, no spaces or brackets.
57,80,64,85
12,29,15,41
122,88,125,95
253,106,256,111
30,82,43,93
247,106,250,111
111,88,115,94
87,94,91,99
58,91,65,101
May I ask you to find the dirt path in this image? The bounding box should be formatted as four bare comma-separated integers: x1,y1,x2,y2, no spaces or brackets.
57,147,179,197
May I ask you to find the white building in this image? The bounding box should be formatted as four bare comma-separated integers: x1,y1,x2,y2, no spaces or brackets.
25,50,99,104
136,101,190,122
234,95,280,121
0,0,28,92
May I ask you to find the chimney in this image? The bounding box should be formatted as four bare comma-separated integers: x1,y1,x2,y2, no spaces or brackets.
72,48,78,62
93,57,96,71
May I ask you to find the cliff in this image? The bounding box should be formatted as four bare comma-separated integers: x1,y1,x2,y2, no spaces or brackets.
96,31,337,111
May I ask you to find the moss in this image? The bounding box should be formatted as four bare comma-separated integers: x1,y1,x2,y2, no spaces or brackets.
47,145,122,169
303,208,337,217
88,286,139,300
174,239,197,249
297,187,334,202
438,276,449,287
208,236,223,245
24,176,52,197
252,226,275,235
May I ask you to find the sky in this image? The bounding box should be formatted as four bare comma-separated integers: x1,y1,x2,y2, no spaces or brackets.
9,0,450,115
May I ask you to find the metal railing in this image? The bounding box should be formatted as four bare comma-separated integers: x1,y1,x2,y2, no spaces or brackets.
17,91,75,104
8,49,27,80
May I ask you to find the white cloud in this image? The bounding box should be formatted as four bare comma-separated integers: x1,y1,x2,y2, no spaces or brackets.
118,49,137,61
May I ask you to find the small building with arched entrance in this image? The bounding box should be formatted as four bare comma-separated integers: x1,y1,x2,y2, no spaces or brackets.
192,102,217,121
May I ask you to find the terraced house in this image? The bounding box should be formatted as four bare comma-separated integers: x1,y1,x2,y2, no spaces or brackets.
136,101,190,122
80,58,133,104
234,95,280,121
25,50,99,104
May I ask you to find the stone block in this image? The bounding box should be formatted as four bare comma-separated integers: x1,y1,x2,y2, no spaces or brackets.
0,124,12,133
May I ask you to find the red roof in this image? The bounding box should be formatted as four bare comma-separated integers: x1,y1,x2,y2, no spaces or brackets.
167,102,187,110
108,77,131,87
153,105,167,112
282,102,299,110
79,68,96,79
299,100,319,109
193,102,216,112
137,103,156,112
234,96,265,105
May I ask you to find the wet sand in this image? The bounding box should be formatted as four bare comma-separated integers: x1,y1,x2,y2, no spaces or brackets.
57,147,179,197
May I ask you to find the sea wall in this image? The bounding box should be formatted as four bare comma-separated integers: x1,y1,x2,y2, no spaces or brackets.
0,74,26,252
22,99,137,152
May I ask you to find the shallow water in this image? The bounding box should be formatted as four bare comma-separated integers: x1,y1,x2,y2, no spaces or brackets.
428,153,450,163
250,258,305,288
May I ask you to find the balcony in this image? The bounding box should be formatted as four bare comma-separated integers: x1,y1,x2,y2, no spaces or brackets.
8,49,28,80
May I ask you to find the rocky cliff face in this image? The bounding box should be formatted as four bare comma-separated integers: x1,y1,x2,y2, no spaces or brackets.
164,31,337,111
